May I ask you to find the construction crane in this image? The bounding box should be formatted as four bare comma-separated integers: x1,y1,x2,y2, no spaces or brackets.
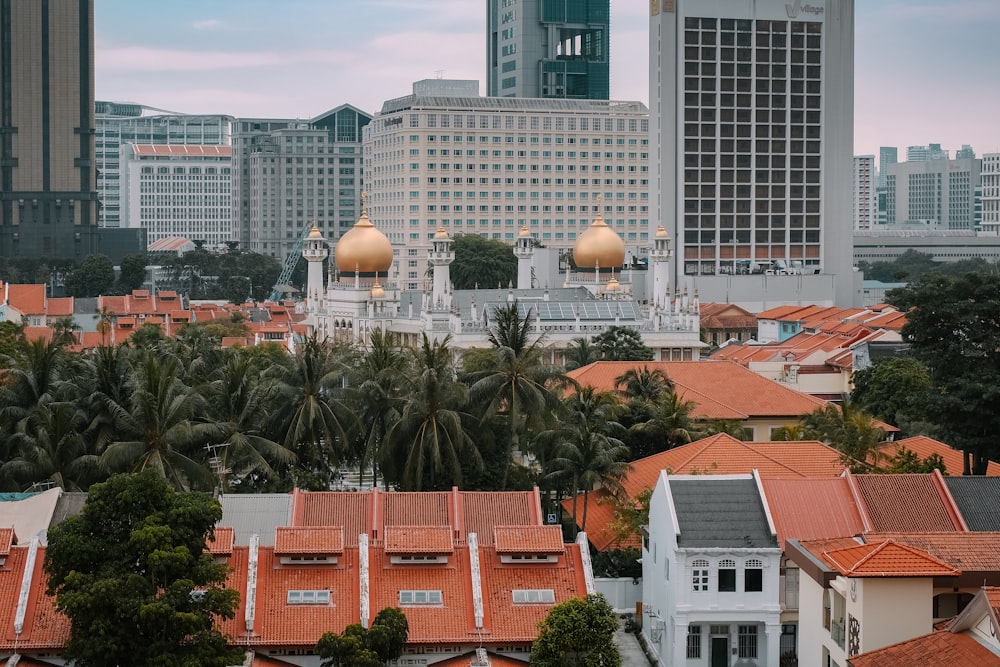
268,228,313,302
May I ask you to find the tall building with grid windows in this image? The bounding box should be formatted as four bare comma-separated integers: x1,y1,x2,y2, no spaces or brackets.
487,0,610,99
982,154,1000,235
363,79,649,292
884,157,981,230
853,155,875,230
649,0,857,308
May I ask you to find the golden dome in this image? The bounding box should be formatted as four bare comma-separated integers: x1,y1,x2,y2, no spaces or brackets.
307,224,324,240
433,227,450,240
655,225,669,239
518,225,531,238
335,210,393,273
370,280,386,299
573,208,625,270
605,276,622,293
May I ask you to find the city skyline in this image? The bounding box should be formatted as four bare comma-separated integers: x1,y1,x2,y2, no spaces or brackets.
95,0,1000,157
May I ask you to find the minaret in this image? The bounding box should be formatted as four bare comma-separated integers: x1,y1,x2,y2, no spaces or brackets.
302,224,328,309
428,227,454,309
514,225,534,289
650,225,673,309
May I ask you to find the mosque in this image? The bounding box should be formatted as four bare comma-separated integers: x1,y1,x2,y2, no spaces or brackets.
302,198,706,362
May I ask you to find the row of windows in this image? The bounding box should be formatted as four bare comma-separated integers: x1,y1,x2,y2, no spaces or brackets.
687,624,759,660
411,115,646,133
401,135,647,146
691,558,764,593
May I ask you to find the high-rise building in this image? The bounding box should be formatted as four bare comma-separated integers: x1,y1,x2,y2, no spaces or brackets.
487,0,610,99
877,146,897,189
884,157,981,229
119,145,232,248
906,143,949,162
0,0,99,259
364,79,649,291
240,105,371,261
956,144,976,160
649,0,856,306
232,118,296,252
853,155,876,230
95,102,232,228
980,153,1000,235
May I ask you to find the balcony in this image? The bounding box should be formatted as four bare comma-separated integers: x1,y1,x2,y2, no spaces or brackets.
830,618,846,650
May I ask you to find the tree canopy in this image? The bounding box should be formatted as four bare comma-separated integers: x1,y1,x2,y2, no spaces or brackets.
530,593,621,667
593,326,654,361
449,234,517,290
44,471,242,667
891,271,1000,474
316,607,409,667
64,254,115,297
850,356,933,434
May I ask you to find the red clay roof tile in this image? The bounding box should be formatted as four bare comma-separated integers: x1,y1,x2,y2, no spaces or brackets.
207,527,234,555
847,630,1000,667
274,526,344,554
851,473,965,533
889,436,1000,476
493,526,564,554
822,539,960,577
384,526,454,554
762,478,865,549
863,533,1000,572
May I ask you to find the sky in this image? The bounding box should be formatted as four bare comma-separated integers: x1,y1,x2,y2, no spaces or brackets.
95,0,1000,160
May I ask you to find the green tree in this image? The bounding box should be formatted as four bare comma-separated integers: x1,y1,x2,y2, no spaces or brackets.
316,607,409,667
64,254,116,297
44,471,242,667
628,391,699,456
449,234,517,289
801,400,886,472
117,253,148,292
530,594,621,667
879,447,947,474
563,336,600,371
614,365,673,403
466,302,566,489
593,326,653,361
891,271,1000,474
2,396,99,491
851,357,933,432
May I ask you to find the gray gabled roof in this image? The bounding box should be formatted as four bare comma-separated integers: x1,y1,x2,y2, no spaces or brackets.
944,476,1000,531
670,478,777,549
219,494,293,546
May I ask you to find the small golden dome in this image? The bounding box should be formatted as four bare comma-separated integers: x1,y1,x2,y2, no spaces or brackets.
518,225,531,237
370,281,386,299
605,276,622,293
335,210,393,273
307,224,324,240
433,227,450,240
573,208,625,270
655,225,669,239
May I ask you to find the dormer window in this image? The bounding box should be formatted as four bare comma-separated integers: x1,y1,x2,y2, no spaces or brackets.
274,526,343,565
494,525,564,564
385,526,453,564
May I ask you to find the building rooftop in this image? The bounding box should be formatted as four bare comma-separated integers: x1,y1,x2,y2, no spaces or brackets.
846,630,1000,667
762,478,866,550
944,476,1000,530
669,477,777,549
850,472,966,533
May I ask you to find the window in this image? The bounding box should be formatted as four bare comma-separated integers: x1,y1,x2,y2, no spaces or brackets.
287,590,330,605
745,559,763,592
692,559,709,591
738,625,758,659
512,589,556,604
687,625,702,658
399,590,442,605
719,559,737,592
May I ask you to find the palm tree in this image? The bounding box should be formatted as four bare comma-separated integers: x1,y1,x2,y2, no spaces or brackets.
267,335,358,486
614,365,674,403
96,306,114,347
348,328,409,488
630,391,699,455
99,352,215,490
2,396,100,491
78,342,133,454
563,337,599,371
0,337,69,435
802,399,887,472
171,323,223,386
202,348,294,492
466,302,566,489
543,387,631,536
383,335,481,491
51,316,80,347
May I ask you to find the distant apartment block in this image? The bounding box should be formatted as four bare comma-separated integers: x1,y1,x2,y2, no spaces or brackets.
236,105,371,261
120,145,232,248
884,157,981,229
982,153,1000,234
95,102,232,228
853,155,876,230
877,146,897,189
906,143,949,162
487,0,610,99
363,79,649,291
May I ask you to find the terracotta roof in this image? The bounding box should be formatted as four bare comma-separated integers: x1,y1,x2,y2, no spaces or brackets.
0,547,71,650
434,653,529,667
864,533,1000,572
274,526,344,554
461,491,541,545
207,526,234,555
251,656,302,667
851,472,966,533
0,528,15,555
821,539,960,577
383,525,454,554
46,296,73,317
847,630,1000,667
762,478,865,549
890,436,1000,476
292,490,370,546
4,283,46,314
132,144,232,157
493,526,564,554
568,434,848,550
566,361,831,419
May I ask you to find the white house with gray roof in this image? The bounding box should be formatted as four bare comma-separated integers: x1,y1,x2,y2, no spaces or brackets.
642,471,783,667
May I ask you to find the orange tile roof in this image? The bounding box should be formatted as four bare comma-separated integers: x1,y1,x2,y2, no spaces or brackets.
207,526,234,555
4,283,46,314
566,361,831,419
381,492,452,530
568,435,848,550
0,528,14,554
846,630,1000,667
292,490,370,546
494,526,564,554
863,533,1000,572
23,326,52,343
889,436,1000,476
851,472,966,533
0,548,71,650
251,656,302,667
460,490,542,545
274,526,344,554
46,296,74,317
132,144,232,157
821,539,960,577
384,526,454,554
434,653,529,667
762,478,865,549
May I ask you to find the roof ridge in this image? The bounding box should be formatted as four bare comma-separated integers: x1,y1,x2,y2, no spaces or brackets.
672,433,737,470
743,442,811,478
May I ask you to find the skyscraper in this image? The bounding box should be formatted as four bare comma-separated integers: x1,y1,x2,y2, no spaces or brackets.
853,155,876,230
487,0,610,99
877,146,897,188
0,0,99,259
649,0,856,307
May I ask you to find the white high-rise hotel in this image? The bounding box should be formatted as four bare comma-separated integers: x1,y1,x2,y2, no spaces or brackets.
649,0,856,306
